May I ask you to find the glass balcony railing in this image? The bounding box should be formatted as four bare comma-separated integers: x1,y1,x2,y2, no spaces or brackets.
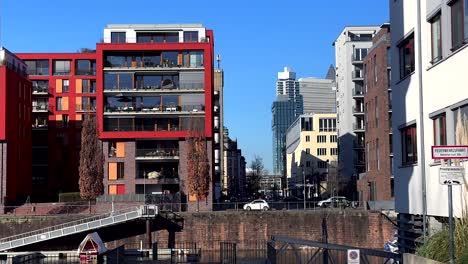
75,69,96,76
104,104,205,114
353,123,365,130
136,148,179,158
33,86,49,94
352,70,364,80
32,104,49,112
352,106,364,114
352,88,364,97
76,104,96,112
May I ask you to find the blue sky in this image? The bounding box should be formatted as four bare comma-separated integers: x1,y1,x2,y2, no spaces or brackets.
2,0,388,171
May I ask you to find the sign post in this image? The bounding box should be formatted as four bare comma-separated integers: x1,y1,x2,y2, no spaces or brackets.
432,146,468,264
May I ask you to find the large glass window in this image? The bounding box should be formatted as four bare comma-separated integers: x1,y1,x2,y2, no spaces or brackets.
161,51,178,67
104,73,133,90
111,32,126,43
75,60,96,75
450,0,468,49
62,80,69,93
137,32,179,43
25,60,49,75
430,13,442,62
433,114,446,146
184,31,199,42
53,60,71,75
319,118,337,132
182,51,204,67
32,80,49,93
401,124,417,165
398,34,415,79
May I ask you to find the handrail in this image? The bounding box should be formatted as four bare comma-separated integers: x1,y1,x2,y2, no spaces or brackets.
0,206,138,243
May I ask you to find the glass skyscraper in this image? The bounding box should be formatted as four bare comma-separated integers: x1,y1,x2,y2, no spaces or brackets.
272,95,296,176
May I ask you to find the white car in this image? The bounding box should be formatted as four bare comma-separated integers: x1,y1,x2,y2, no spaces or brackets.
317,196,351,208
243,199,270,211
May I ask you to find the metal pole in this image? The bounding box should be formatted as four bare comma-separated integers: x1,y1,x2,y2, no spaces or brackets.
416,0,428,241
303,167,306,210
448,184,455,264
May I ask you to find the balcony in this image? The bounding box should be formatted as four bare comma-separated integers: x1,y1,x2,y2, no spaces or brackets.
135,177,180,185
32,104,50,112
351,55,364,65
354,141,365,149
352,70,364,81
352,88,364,98
104,104,205,115
353,123,365,132
103,81,205,93
32,86,49,95
136,148,179,160
76,104,96,112
352,106,364,115
75,69,96,76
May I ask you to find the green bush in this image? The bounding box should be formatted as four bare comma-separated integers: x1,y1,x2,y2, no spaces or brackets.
417,217,468,264
58,192,84,203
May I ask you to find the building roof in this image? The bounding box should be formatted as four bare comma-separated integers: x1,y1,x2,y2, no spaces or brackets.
105,24,205,29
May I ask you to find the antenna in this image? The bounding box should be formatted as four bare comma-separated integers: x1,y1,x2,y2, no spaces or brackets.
216,54,221,70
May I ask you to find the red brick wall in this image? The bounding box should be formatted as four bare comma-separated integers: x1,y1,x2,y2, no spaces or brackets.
359,26,393,203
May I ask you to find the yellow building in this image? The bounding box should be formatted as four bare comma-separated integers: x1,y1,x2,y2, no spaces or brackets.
285,113,337,197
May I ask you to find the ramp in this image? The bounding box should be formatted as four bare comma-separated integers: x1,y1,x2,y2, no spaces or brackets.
0,205,158,252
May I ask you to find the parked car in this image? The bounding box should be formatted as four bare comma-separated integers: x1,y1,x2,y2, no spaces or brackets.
243,199,270,211
317,196,352,208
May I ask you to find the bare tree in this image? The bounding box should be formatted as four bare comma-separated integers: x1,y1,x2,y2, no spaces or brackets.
186,118,211,211
79,114,104,209
247,155,264,197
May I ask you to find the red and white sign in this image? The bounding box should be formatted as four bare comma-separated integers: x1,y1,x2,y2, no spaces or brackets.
432,146,468,159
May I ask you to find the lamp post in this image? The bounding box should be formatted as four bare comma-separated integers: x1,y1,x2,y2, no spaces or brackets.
302,165,306,210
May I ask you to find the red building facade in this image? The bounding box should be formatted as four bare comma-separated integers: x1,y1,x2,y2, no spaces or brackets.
97,25,214,210
0,48,32,205
358,24,394,203
16,52,97,201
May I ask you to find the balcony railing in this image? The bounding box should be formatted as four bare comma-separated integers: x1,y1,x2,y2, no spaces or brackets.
102,37,210,44
135,177,180,185
104,104,205,114
104,81,204,92
136,148,179,158
76,104,96,112
32,87,49,94
32,104,50,112
351,55,364,64
352,88,364,97
104,124,181,132
353,123,365,131
352,70,364,80
352,106,364,114
53,71,71,76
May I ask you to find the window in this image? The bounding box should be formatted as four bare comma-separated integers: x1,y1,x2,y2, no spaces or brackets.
318,161,328,169
305,136,310,142
306,161,311,167
373,55,378,83
184,31,199,42
108,162,125,180
430,13,442,62
53,60,71,75
111,32,126,43
62,80,69,93
331,148,338,156
62,114,69,128
366,143,370,171
56,97,62,111
306,148,310,154
365,102,369,129
376,138,380,170
401,124,417,165
354,48,368,61
398,33,415,79
319,118,337,132
450,0,468,49
317,135,327,143
433,114,447,145
75,60,96,75
330,135,338,143
25,60,49,75
108,184,125,195
317,148,327,156
375,96,378,127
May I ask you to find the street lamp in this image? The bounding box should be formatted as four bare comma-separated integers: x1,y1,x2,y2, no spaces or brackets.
301,165,306,210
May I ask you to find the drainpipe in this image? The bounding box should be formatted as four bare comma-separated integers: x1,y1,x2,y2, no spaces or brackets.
416,0,428,242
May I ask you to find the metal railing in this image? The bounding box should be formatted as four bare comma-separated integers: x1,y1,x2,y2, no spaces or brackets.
352,106,364,114
101,37,210,44
32,87,49,94
104,104,205,113
0,206,139,244
136,148,179,157
352,88,364,96
32,104,49,112
104,82,205,91
352,70,364,79
75,104,96,112
353,123,365,131
75,69,96,76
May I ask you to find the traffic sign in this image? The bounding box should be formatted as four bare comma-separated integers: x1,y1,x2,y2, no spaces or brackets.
440,166,465,185
347,249,360,264
432,146,468,159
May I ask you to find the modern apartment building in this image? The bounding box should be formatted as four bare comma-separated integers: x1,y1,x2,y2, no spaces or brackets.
17,52,97,201
285,113,338,198
0,48,32,206
97,24,214,210
357,24,394,204
223,127,246,199
272,95,296,176
390,0,468,251
333,26,379,196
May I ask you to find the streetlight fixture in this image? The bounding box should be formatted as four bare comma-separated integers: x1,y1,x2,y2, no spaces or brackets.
301,165,306,210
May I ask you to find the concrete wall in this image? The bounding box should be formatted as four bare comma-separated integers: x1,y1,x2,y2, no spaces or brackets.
403,254,443,264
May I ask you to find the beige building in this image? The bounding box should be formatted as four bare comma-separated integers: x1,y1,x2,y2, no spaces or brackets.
285,113,338,197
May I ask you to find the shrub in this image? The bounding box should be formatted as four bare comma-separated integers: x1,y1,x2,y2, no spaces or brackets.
58,192,84,203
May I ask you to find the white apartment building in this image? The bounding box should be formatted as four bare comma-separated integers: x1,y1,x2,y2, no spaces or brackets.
391,0,468,252
333,26,379,188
